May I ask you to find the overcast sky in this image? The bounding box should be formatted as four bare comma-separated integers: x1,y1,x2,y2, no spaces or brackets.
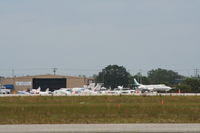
0,0,200,77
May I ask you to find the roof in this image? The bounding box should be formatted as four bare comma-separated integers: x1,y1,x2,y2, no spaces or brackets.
4,74,93,80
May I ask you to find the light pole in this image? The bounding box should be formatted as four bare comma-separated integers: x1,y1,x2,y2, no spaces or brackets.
53,68,58,75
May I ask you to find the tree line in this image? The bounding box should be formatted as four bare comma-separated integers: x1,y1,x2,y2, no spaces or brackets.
95,65,200,93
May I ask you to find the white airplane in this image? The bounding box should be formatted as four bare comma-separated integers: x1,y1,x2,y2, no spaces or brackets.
86,83,103,94
17,90,30,95
39,88,50,95
134,78,172,92
71,83,103,95
30,87,41,94
114,86,135,94
53,88,72,95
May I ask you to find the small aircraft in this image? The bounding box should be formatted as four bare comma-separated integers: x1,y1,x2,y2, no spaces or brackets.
30,87,41,94
39,88,50,95
53,88,72,95
133,78,172,92
71,83,104,95
16,90,30,95
113,86,135,94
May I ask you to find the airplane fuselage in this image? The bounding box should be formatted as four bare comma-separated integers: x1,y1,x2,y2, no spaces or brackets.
138,84,171,92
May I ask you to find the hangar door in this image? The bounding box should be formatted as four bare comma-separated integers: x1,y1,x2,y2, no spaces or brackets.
33,78,66,91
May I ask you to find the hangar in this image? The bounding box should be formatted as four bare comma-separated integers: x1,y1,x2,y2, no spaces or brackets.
0,74,94,91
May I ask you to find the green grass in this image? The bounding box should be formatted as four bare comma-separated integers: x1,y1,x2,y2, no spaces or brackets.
0,95,200,124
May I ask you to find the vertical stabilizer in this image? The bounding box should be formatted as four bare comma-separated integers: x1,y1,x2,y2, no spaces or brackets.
37,87,41,92
133,79,141,86
46,88,49,92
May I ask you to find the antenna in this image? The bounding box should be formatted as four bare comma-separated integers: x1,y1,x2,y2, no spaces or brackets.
139,69,142,84
194,68,200,78
12,69,15,90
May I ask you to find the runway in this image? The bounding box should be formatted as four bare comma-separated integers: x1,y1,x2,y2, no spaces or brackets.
1,93,200,97
0,124,200,133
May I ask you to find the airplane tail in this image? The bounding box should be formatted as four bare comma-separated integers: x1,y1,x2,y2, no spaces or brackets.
46,88,49,92
37,87,41,92
118,86,123,89
133,79,141,86
37,86,41,91
94,83,103,91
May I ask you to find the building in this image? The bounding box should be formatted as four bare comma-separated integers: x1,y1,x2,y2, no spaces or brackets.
0,74,94,91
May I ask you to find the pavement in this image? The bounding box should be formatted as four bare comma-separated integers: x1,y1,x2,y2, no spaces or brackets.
1,93,200,97
0,124,200,133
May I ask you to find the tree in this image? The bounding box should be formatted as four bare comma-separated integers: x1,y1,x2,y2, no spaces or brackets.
174,84,191,93
183,78,200,93
148,68,183,85
96,65,130,89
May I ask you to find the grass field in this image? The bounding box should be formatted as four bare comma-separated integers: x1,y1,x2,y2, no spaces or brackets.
0,95,200,124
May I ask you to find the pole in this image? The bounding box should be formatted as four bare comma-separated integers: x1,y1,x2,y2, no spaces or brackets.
53,68,57,75
12,69,15,92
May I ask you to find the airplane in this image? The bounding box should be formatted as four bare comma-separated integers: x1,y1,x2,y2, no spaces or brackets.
71,83,103,95
133,78,172,92
16,90,30,95
29,87,51,95
113,86,135,94
39,88,50,95
87,83,104,94
71,87,86,94
53,88,72,95
30,87,41,94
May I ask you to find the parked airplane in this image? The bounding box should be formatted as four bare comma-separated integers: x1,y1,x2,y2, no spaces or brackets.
112,86,135,94
30,87,41,94
133,79,172,92
71,88,85,94
39,88,50,95
71,83,103,94
16,90,30,95
53,88,72,95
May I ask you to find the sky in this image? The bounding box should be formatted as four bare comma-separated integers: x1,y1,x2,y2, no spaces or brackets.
0,0,200,77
